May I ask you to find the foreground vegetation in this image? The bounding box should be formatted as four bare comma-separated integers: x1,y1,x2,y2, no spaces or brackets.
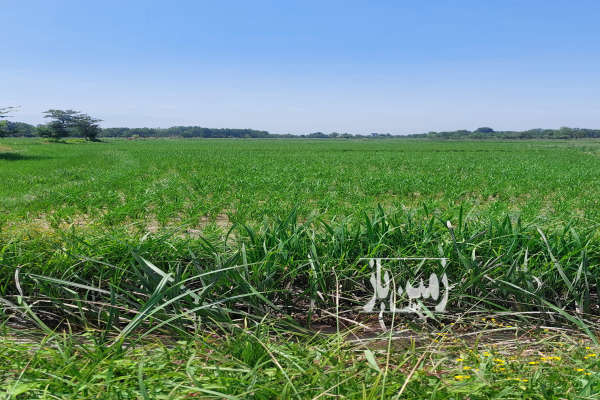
2,326,599,399
1,138,600,398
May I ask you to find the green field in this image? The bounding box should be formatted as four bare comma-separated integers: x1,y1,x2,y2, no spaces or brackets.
3,138,600,224
2,138,600,399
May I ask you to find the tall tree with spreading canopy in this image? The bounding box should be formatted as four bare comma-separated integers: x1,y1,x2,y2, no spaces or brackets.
72,113,102,141
40,109,79,140
39,109,103,141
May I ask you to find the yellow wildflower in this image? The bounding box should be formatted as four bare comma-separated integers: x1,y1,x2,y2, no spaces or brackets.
510,377,528,382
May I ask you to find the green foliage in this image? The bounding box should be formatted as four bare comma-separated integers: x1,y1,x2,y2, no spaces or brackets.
34,124,54,139
0,106,18,119
72,113,102,141
2,139,600,222
0,106,19,137
1,138,599,326
1,325,599,399
0,121,36,137
2,138,600,398
5,117,600,139
101,125,281,138
41,109,80,140
406,127,600,139
38,109,103,140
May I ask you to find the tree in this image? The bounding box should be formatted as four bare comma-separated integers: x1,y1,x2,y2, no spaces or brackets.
41,109,79,140
0,106,19,137
35,124,54,139
39,109,102,141
0,106,18,119
72,113,102,141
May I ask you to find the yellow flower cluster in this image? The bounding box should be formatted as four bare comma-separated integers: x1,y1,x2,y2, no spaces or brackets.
510,378,529,383
575,368,592,375
540,356,560,361
481,317,514,328
454,375,471,381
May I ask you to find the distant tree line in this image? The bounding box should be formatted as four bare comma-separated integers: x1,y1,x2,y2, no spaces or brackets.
0,121,37,137
100,126,289,138
403,126,600,140
3,109,600,140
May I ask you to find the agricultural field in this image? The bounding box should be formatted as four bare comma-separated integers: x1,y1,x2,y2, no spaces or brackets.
2,138,600,399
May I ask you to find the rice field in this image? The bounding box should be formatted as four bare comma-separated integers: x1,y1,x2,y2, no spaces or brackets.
3,138,600,225
2,137,600,399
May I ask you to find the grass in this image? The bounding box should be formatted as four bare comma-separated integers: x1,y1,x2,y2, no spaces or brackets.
1,137,600,398
3,138,600,225
2,327,600,399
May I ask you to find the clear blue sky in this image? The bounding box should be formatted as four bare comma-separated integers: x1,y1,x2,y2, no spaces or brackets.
3,0,600,134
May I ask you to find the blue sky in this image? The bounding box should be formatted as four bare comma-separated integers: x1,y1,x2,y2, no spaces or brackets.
3,0,600,134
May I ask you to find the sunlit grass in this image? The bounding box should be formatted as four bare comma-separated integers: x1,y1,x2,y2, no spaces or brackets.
2,138,600,398
1,327,598,399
